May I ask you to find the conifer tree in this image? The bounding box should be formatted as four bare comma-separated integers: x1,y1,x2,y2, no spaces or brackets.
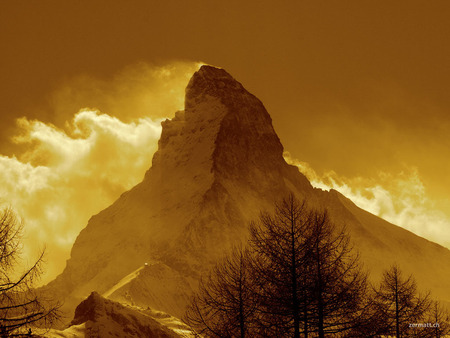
373,265,430,337
249,195,368,337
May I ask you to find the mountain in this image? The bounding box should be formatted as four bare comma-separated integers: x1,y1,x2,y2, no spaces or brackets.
46,65,450,325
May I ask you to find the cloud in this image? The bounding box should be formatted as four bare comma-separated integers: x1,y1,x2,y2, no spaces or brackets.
284,152,450,249
0,110,163,284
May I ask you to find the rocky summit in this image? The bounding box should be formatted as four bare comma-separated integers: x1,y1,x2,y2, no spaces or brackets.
47,66,450,327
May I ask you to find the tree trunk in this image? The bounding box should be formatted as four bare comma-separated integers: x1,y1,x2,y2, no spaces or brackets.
239,257,245,338
317,242,324,338
395,273,400,338
291,217,300,338
303,291,308,338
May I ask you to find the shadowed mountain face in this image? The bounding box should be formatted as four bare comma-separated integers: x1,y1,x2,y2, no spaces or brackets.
48,65,450,320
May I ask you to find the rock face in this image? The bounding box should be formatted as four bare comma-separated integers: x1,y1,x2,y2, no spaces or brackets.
48,65,450,321
68,292,180,338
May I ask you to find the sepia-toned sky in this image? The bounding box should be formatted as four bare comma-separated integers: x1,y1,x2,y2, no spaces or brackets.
1,1,449,283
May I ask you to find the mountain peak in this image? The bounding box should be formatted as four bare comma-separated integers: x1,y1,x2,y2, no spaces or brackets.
187,65,241,90
192,64,233,81
185,65,245,110
152,65,286,183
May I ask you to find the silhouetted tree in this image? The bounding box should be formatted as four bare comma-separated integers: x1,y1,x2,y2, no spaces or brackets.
185,195,376,337
249,195,368,337
0,207,60,336
306,209,368,337
184,246,258,337
372,264,430,337
249,196,312,338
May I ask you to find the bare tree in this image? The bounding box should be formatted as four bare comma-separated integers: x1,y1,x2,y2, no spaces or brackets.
186,195,370,337
249,195,312,338
373,264,430,338
0,207,60,336
249,195,368,337
306,209,368,337
184,246,258,337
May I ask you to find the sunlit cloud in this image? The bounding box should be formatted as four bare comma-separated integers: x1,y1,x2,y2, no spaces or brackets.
284,152,450,249
0,110,164,284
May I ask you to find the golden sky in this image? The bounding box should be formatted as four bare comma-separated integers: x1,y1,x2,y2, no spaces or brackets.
1,1,449,283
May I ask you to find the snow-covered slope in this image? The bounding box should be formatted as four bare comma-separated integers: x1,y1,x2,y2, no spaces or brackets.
45,65,450,328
